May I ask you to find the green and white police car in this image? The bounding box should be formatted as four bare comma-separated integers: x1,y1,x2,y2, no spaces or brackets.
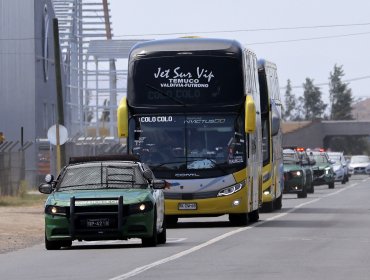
308,150,335,189
39,155,166,250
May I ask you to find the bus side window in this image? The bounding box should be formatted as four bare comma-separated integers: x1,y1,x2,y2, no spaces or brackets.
246,134,250,159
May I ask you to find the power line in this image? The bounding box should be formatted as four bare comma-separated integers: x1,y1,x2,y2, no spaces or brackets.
2,22,370,44
0,51,35,55
2,29,370,47
113,22,370,37
248,31,370,45
280,75,370,90
0,37,37,41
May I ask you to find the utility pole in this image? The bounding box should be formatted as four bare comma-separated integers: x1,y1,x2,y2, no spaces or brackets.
103,0,117,136
53,18,66,173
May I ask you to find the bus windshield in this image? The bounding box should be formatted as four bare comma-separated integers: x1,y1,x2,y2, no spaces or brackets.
128,113,246,176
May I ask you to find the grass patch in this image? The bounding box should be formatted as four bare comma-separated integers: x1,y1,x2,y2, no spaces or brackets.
0,193,47,207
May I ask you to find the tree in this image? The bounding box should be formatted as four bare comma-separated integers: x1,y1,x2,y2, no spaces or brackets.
282,79,297,121
293,96,305,121
301,78,327,120
329,64,353,120
328,136,370,155
327,65,367,153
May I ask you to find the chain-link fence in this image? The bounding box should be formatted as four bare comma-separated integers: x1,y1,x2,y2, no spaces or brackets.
45,136,127,183
0,141,32,196
65,136,126,159
0,137,126,196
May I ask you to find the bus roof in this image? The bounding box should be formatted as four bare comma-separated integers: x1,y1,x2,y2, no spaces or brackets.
129,38,245,60
257,59,277,71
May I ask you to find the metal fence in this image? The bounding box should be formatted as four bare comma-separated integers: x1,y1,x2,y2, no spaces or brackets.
46,136,127,182
0,137,126,196
0,141,32,196
65,136,126,159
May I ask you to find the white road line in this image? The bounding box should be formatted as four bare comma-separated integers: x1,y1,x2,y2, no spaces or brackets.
109,180,365,280
76,237,187,247
167,238,187,243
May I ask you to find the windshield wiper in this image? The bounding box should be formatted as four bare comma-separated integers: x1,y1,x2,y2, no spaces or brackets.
150,160,186,171
146,84,187,107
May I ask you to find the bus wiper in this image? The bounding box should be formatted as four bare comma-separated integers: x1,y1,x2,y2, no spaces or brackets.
212,162,228,174
150,161,186,171
145,84,187,107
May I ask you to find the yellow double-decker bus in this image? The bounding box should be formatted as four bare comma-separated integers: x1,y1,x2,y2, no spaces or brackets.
258,59,283,212
118,38,262,226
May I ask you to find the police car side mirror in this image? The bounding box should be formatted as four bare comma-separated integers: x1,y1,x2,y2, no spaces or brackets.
152,179,166,189
143,169,154,180
39,183,53,194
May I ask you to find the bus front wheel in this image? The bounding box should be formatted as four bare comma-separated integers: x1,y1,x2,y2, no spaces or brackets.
248,209,259,223
165,215,178,227
274,194,283,210
229,213,248,226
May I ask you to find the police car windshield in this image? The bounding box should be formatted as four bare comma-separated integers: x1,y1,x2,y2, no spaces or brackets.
57,163,148,190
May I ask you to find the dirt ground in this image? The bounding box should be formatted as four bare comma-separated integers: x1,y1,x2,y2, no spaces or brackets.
0,204,45,254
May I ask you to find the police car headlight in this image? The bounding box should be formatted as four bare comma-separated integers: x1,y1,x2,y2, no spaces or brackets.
45,205,67,216
129,201,153,214
218,182,244,197
291,170,302,177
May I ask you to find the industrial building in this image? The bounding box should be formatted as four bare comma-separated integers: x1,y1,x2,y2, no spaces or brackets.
0,0,135,187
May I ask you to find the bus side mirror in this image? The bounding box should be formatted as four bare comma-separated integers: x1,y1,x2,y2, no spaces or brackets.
117,97,129,138
245,95,256,133
271,102,281,136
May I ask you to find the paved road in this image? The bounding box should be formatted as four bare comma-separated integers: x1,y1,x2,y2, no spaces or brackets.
1,175,370,280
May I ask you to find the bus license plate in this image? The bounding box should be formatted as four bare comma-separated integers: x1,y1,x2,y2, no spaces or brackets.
87,218,110,227
178,203,197,210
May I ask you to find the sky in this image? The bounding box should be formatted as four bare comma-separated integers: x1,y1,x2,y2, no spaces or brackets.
109,0,370,106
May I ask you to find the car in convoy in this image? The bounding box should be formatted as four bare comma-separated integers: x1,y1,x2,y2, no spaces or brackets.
38,155,167,250
348,155,370,175
295,147,316,193
283,148,313,198
327,151,349,184
307,150,335,189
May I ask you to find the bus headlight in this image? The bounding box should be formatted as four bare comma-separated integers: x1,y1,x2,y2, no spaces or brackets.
217,182,244,197
263,186,271,195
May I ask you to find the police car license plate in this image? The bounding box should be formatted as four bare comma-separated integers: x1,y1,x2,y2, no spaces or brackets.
178,202,197,210
86,218,110,227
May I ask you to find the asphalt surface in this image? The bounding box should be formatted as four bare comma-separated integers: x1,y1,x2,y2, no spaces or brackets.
1,175,370,280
